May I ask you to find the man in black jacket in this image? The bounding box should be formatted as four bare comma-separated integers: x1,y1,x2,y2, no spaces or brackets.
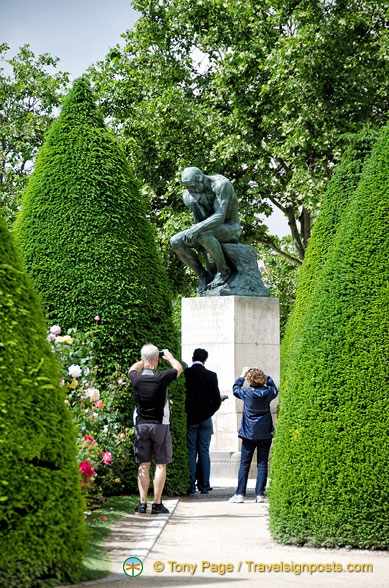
184,348,222,494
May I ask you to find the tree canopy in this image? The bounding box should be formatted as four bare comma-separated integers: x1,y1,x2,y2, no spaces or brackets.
0,43,69,227
89,0,389,272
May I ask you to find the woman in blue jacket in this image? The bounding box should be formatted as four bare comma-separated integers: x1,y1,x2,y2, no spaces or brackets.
228,366,278,503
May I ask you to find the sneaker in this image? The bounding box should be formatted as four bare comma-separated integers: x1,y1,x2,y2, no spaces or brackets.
135,502,147,513
151,502,169,514
256,495,265,503
228,494,244,503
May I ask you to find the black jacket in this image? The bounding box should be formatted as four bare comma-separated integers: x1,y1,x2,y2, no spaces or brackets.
184,363,221,426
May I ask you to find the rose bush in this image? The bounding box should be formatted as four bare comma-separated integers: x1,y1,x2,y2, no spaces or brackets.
49,322,135,504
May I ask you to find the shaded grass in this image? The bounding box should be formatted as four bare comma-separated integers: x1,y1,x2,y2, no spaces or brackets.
80,495,139,581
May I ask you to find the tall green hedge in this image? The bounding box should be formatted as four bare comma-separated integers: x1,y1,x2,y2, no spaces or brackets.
13,78,188,495
281,129,377,374
269,126,389,548
0,215,85,587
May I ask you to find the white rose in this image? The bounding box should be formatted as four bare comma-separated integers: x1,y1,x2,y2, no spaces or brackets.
68,364,82,378
85,387,100,402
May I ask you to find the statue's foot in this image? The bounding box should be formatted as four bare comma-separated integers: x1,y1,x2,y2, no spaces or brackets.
208,270,230,290
197,272,213,294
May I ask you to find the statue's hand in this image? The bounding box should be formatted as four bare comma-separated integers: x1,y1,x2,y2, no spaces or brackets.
184,227,200,246
188,193,199,204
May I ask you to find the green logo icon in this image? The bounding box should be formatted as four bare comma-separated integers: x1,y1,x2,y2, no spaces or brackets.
123,556,143,577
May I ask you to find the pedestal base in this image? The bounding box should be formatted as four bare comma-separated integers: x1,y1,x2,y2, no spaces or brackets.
181,296,280,479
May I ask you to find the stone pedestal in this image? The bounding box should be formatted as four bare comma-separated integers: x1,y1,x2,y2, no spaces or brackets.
181,296,280,479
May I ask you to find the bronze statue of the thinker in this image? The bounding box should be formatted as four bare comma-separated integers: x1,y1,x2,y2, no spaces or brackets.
170,167,242,293
170,167,269,297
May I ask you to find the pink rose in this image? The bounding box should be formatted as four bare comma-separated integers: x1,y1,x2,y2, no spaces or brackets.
102,451,112,465
94,315,100,321
79,460,95,478
94,400,105,408
118,379,124,386
50,325,61,335
84,435,96,445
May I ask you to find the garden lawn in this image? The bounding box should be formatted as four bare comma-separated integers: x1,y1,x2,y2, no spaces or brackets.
81,495,139,581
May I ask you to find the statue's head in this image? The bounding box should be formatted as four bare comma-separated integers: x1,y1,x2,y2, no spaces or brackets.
181,167,204,190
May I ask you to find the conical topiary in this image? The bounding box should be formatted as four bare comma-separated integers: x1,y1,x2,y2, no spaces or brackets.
269,126,389,548
13,77,188,495
281,129,377,391
0,215,85,587
13,77,178,378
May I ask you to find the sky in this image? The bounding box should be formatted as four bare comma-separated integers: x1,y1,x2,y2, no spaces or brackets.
1,0,290,237
1,0,139,79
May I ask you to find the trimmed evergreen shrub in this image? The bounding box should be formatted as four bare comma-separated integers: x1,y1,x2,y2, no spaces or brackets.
0,215,85,587
13,78,188,495
269,126,389,548
282,129,377,371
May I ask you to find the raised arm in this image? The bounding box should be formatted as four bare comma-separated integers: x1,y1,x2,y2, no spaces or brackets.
162,349,183,378
128,359,144,374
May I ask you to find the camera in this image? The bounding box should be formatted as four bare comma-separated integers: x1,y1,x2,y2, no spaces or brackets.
158,350,165,357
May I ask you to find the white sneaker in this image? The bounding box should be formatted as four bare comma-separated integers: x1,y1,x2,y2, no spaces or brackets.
256,495,265,503
228,494,244,503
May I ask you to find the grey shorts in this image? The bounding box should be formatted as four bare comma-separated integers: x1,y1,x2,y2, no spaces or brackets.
134,423,173,464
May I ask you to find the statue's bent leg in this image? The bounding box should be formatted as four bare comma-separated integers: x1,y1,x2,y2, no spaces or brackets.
170,232,212,291
197,231,230,289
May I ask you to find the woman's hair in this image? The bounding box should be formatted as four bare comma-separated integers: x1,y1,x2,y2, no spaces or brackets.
246,368,266,387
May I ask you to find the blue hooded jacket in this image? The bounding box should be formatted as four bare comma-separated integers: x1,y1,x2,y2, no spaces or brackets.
233,375,278,440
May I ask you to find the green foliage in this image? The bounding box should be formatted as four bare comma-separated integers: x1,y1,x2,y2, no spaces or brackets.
14,78,188,495
282,128,378,372
82,496,139,582
269,125,389,548
0,43,69,227
257,236,298,337
0,215,85,587
48,325,135,500
89,0,389,265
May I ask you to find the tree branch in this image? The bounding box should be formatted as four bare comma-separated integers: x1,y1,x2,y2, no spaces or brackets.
261,237,302,265
285,206,305,260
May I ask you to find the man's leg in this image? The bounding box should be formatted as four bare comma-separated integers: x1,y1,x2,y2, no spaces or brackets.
138,462,151,503
153,463,167,504
151,425,172,513
196,418,213,492
186,424,199,493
